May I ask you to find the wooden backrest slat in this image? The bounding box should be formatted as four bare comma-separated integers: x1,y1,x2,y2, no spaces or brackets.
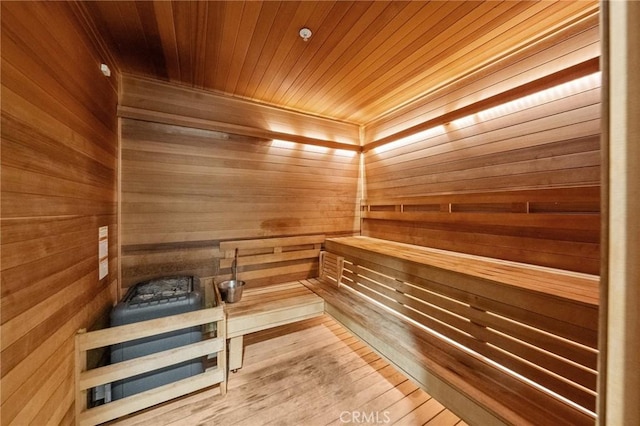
219,249,320,269
216,235,325,286
363,211,599,230
219,235,325,252
363,186,600,207
361,186,600,275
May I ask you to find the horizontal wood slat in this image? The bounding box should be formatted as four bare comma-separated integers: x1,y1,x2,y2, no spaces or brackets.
362,211,598,231
78,338,223,391
76,307,224,351
227,299,325,339
219,248,320,269
322,236,599,416
77,369,224,426
364,186,600,207
216,236,326,288
220,235,325,252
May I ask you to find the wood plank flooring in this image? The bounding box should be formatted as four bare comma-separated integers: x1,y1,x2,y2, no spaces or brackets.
109,315,466,426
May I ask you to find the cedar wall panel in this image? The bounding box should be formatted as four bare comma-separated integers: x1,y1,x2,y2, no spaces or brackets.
120,118,360,289
1,2,118,425
119,74,361,148
363,19,601,275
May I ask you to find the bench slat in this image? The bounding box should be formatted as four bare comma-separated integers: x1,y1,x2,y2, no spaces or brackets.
216,235,325,287
219,248,321,268
227,292,321,317
220,235,325,251
236,281,308,296
227,301,325,338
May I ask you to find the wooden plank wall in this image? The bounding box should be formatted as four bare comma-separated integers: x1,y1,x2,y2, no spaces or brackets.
362,16,601,275
119,74,361,149
363,12,600,144
1,2,119,425
120,118,361,290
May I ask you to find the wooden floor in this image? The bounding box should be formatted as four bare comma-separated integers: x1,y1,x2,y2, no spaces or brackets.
110,315,467,426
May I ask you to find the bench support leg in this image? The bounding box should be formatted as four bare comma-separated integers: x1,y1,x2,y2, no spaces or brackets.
229,336,244,372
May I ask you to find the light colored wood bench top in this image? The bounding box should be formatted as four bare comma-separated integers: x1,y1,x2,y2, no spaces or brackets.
326,236,599,306
224,280,324,373
225,281,324,339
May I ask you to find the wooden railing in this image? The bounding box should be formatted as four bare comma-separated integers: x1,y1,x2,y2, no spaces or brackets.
74,304,225,426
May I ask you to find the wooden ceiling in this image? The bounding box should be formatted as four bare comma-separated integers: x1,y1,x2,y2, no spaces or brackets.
81,0,598,126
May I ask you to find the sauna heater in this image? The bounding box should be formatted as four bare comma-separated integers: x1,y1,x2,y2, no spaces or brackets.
110,275,204,400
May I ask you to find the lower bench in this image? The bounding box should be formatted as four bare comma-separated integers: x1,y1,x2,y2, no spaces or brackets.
306,236,599,426
225,281,325,373
214,235,327,375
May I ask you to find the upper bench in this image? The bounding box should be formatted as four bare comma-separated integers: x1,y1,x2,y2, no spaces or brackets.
315,236,599,425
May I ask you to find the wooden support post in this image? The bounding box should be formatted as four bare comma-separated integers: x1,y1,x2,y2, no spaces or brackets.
319,251,327,279
469,306,489,343
217,315,227,395
75,328,88,426
228,336,244,373
336,256,344,286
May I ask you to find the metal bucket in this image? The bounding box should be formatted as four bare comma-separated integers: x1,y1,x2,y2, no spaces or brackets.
217,279,245,303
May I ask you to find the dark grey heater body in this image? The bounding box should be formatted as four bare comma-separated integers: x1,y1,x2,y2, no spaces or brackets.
110,276,203,400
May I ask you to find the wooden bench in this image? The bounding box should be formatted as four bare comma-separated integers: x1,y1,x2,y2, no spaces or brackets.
225,281,325,372
215,235,326,373
305,236,599,426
